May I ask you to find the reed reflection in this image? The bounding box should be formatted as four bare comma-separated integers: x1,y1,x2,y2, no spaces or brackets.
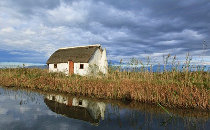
0,86,209,130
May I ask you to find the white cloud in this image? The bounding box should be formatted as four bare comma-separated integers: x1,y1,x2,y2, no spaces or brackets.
161,29,205,40
19,106,31,113
0,108,8,115
1,27,15,33
9,51,29,55
4,39,33,46
183,29,205,40
156,40,181,46
46,1,89,25
23,29,36,35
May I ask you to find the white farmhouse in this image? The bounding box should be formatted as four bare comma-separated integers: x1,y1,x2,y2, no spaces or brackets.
46,44,108,76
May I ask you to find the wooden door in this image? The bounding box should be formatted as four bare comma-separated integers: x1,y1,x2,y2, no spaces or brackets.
69,61,74,74
68,98,72,106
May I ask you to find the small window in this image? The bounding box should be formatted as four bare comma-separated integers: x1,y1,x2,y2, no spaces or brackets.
52,96,55,101
54,64,57,68
79,100,82,105
80,64,84,69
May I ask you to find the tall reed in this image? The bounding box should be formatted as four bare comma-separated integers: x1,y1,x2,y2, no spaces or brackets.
0,55,209,110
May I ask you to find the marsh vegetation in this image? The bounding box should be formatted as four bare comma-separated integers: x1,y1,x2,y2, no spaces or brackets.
0,55,209,110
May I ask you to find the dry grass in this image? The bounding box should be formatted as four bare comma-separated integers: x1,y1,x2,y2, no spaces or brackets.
0,63,209,110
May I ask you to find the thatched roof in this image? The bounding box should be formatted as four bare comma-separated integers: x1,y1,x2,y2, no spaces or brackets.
44,98,100,125
46,45,101,64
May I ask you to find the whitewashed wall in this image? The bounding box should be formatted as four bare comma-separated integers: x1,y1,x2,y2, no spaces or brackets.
46,95,106,120
72,98,106,120
74,63,89,76
89,48,108,75
48,47,108,76
89,49,102,65
49,63,68,74
100,49,108,74
46,94,68,105
49,62,89,76
72,98,89,107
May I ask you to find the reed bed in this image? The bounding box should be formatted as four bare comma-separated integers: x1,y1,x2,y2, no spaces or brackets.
0,57,209,110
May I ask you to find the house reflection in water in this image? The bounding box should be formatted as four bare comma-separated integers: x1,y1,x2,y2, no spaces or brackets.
44,94,106,125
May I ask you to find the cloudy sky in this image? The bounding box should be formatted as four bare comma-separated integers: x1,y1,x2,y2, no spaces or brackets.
0,0,209,64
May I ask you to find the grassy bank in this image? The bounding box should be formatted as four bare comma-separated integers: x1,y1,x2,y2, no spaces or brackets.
0,65,209,110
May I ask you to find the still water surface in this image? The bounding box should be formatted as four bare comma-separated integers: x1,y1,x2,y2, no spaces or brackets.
0,86,209,130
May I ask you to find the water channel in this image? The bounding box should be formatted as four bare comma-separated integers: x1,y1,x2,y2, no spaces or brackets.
0,86,209,130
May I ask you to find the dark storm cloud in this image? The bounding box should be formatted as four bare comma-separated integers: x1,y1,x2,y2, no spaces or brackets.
0,0,209,64
5,0,60,15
